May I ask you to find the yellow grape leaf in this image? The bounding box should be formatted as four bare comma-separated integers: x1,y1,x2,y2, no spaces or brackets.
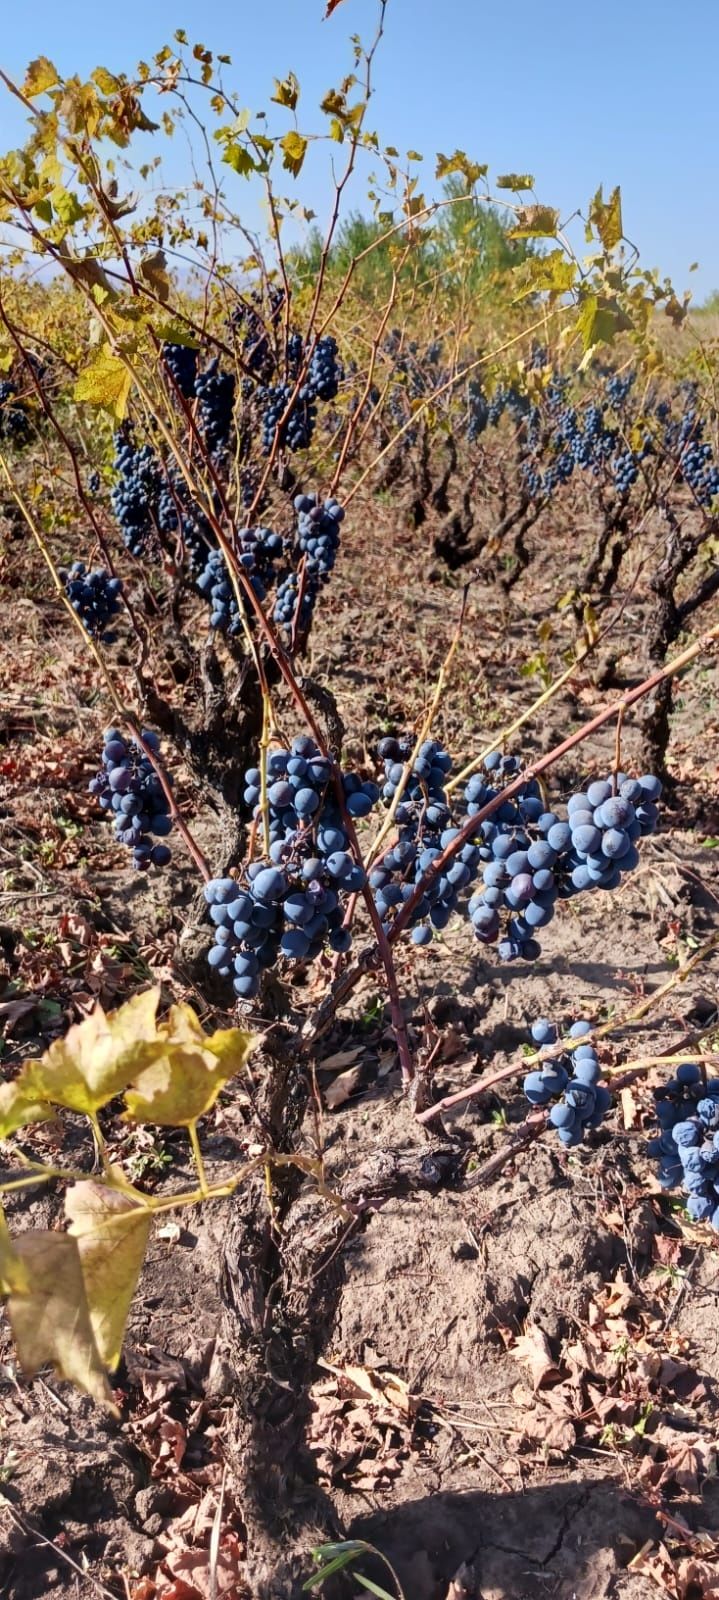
25,988,160,1115
74,346,133,420
280,131,307,177
0,1076,52,1139
496,173,535,191
23,57,59,96
0,1207,29,1294
204,1025,256,1073
138,248,170,304
6,1232,114,1407
156,1002,207,1048
123,1010,254,1127
271,73,299,110
509,205,559,239
92,66,121,96
65,1177,151,1369
589,184,623,252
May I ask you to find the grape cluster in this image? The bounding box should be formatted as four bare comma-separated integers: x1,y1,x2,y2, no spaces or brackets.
521,462,544,501
161,343,198,400
195,358,236,453
197,526,284,634
89,728,173,871
382,331,448,402
361,745,662,960
164,483,212,570
197,550,240,634
523,1017,612,1147
605,371,635,411
111,432,162,555
296,493,343,577
460,765,661,963
230,284,285,377
467,380,489,441
487,388,508,426
613,450,639,496
230,296,275,379
676,413,719,506
0,377,29,443
308,336,340,402
205,735,377,996
470,364,654,509
260,382,316,453
272,496,344,635
649,1064,719,1225
59,561,123,640
273,572,311,632
201,722,663,1001
286,330,304,374
370,737,473,945
240,465,261,511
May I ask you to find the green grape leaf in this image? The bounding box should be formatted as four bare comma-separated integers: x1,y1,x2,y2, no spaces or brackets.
576,293,630,351
65,1177,151,1369
5,1231,114,1407
74,346,133,420
123,1005,254,1127
25,988,161,1115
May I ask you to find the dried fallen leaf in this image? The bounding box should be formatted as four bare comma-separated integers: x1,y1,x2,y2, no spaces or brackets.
677,1555,719,1596
157,1223,182,1244
319,1045,364,1072
513,1325,559,1389
125,1345,188,1403
0,996,37,1031
653,1233,683,1267
444,1564,476,1599
163,1534,247,1598
323,1065,362,1109
620,1086,639,1129
318,1357,415,1416
523,1406,576,1455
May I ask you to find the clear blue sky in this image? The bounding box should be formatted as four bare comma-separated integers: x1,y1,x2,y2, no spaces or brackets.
2,0,718,299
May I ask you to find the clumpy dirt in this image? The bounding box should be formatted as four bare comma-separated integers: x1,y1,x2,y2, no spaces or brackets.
1,483,719,1600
